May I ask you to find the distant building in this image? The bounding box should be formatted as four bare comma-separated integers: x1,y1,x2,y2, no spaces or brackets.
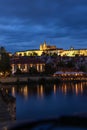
61,48,87,57
40,41,56,51
15,41,87,57
10,56,45,74
15,41,63,56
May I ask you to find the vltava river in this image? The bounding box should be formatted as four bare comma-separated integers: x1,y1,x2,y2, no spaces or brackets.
3,82,87,121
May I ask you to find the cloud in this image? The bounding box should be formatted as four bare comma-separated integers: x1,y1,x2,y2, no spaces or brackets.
0,0,87,52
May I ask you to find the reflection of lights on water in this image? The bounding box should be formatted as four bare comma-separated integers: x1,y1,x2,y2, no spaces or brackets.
23,86,28,100
81,83,83,94
61,84,67,95
37,85,44,98
64,84,67,95
12,87,15,97
53,84,56,95
60,82,84,95
40,85,44,98
6,89,8,94
75,84,78,95
74,83,83,95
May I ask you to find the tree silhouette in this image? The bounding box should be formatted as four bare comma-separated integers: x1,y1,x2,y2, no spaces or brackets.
0,51,11,76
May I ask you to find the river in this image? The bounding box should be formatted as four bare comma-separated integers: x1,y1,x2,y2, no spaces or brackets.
2,81,87,121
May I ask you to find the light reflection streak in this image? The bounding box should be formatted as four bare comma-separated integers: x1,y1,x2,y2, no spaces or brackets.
81,83,83,94
75,84,78,95
64,84,67,95
12,87,15,97
53,84,56,95
59,82,84,96
6,89,8,94
4,82,86,99
37,85,44,98
23,86,28,100
40,85,44,98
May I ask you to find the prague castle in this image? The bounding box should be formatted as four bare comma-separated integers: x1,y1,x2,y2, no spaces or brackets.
15,41,87,57
40,41,57,50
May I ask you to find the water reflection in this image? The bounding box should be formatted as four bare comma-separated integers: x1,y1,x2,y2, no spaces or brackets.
12,87,16,97
23,85,28,100
53,84,57,95
37,85,44,98
2,82,87,99
1,82,87,121
61,84,67,95
9,82,87,98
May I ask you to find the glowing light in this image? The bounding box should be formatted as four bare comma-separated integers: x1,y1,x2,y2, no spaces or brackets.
53,84,57,94
40,85,44,98
23,86,28,100
12,87,16,97
64,84,67,95
80,83,83,94
37,64,39,72
37,85,44,98
6,89,8,94
40,64,43,72
75,84,78,95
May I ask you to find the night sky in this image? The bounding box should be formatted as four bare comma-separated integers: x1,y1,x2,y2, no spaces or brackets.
0,0,87,53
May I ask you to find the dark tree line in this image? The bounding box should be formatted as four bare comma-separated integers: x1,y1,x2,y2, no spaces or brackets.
0,47,11,76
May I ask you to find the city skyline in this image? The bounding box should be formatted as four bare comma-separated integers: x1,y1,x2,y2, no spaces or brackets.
0,0,87,53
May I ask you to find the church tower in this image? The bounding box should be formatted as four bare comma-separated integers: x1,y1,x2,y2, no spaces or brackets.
40,44,43,50
43,41,47,50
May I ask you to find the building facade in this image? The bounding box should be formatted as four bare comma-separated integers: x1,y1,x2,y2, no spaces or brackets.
10,57,45,74
15,41,63,56
61,48,87,57
40,41,57,51
15,42,87,57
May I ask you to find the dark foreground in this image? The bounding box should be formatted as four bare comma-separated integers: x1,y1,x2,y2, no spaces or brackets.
8,115,87,130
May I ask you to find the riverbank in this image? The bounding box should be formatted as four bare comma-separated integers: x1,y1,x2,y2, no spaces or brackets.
0,75,87,85
0,76,60,85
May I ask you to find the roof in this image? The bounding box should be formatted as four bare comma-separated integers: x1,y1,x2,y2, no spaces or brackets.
54,71,85,75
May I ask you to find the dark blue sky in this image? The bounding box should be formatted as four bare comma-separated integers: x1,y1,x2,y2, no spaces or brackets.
0,0,87,53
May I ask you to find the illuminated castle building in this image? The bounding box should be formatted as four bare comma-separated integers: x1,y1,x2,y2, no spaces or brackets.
15,41,63,56
40,41,56,51
60,48,87,57
15,41,87,57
